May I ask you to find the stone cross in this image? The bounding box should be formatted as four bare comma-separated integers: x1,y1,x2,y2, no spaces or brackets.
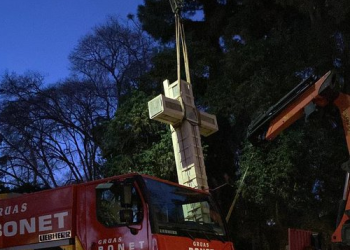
148,79,218,221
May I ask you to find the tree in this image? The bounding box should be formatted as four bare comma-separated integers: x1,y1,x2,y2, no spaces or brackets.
0,16,163,189
68,15,176,180
137,0,350,248
239,116,347,249
69,17,155,104
0,72,117,188
100,90,176,181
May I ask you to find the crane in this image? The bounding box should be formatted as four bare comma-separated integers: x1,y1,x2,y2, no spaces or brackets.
247,70,350,247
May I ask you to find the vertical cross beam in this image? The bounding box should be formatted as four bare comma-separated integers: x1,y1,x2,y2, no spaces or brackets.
164,79,208,190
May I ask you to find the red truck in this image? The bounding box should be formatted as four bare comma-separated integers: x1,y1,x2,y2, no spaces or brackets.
0,173,234,250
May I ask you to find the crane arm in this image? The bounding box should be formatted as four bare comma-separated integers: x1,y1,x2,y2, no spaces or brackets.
247,71,336,144
246,70,350,245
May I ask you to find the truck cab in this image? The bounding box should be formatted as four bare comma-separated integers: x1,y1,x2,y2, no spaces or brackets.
0,173,234,250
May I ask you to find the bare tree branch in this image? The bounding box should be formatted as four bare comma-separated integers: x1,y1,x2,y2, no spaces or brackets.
0,73,116,187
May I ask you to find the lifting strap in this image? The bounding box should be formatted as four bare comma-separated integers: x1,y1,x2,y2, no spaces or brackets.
170,0,191,88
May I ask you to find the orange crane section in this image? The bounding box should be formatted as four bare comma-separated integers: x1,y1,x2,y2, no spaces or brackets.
247,70,350,247
265,71,333,141
247,71,336,143
334,93,350,152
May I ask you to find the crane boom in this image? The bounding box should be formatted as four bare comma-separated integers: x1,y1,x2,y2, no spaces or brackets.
247,71,336,143
247,70,350,246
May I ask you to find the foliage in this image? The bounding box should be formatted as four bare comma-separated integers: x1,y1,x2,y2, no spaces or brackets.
1,1,350,248
137,0,350,248
238,117,347,249
100,90,176,180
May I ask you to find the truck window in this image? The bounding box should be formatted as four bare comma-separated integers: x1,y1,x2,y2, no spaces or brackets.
96,183,143,227
144,177,227,239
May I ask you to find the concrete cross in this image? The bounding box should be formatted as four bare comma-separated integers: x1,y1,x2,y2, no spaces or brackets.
148,79,218,221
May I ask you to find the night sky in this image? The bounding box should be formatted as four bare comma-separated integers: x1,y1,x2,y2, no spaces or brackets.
0,0,144,84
